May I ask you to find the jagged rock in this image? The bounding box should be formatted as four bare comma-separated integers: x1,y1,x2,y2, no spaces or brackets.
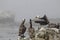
36,27,60,40
17,27,60,40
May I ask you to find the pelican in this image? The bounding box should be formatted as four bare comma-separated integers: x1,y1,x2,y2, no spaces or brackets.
28,19,35,39
48,23,60,29
34,14,49,25
18,19,26,38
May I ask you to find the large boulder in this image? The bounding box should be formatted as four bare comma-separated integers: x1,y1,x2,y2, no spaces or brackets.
36,27,60,40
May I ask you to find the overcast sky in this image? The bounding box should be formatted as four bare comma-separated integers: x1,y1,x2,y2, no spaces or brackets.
0,0,60,21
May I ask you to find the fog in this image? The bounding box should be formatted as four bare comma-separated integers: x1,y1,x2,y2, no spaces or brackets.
0,0,60,21
0,0,60,40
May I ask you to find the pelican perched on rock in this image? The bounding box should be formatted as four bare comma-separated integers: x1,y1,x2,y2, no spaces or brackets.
34,14,49,25
56,23,60,29
28,19,35,39
48,23,60,29
18,19,26,38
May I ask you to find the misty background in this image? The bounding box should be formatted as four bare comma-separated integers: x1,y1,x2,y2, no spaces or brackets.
0,0,60,40
0,0,60,22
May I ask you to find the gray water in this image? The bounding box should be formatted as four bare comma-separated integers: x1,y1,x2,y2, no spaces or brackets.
0,21,40,40
0,19,60,40
0,24,19,40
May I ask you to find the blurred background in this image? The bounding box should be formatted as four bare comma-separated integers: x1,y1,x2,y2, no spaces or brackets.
0,0,60,40
0,0,60,21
